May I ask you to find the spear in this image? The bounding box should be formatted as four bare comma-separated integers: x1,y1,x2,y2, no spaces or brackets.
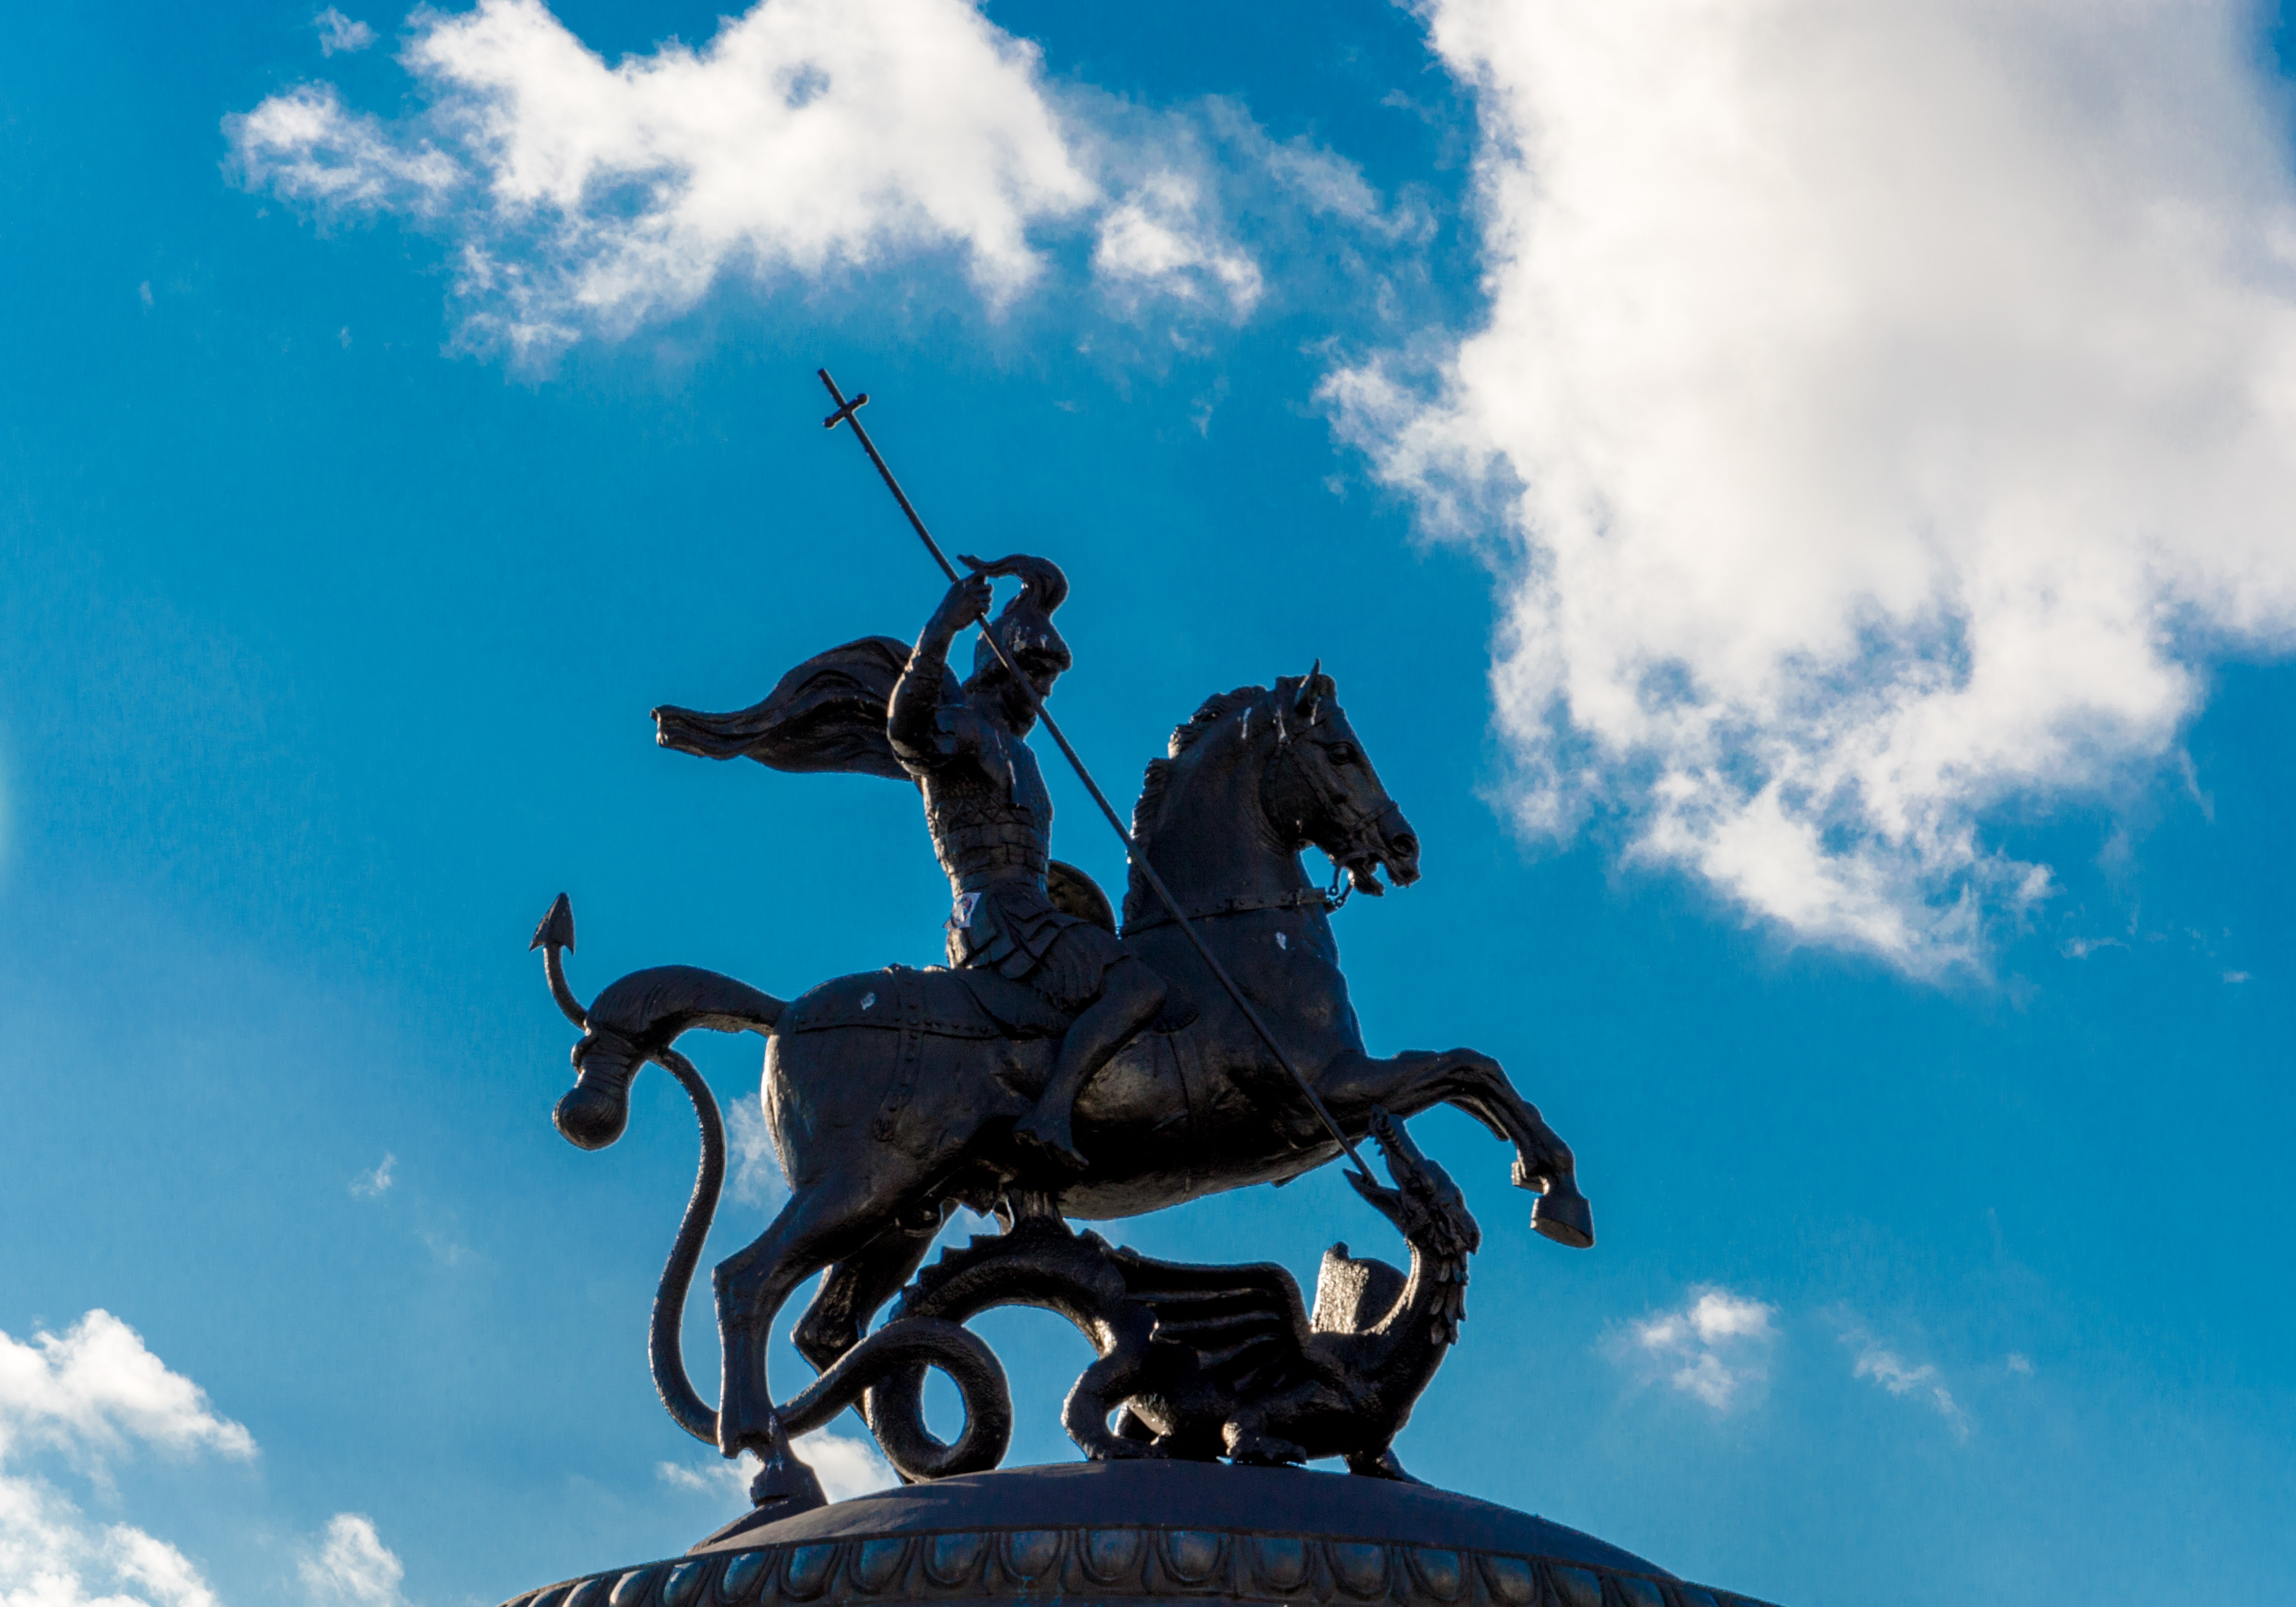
817,368,1376,1187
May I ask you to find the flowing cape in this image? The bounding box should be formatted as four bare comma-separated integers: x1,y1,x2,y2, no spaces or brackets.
653,635,938,782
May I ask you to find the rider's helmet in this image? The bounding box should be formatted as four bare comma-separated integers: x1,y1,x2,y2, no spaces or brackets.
965,554,1072,690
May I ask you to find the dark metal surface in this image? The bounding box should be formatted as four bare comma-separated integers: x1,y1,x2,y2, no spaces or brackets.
815,367,1377,1187
490,1461,1787,1607
530,379,1600,1521
686,1459,1669,1571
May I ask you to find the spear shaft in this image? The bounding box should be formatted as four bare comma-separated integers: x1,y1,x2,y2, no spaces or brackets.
816,367,1374,1186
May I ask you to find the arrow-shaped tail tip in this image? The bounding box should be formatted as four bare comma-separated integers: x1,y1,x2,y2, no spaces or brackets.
531,892,575,953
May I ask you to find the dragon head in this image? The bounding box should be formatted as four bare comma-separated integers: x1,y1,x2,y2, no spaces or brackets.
1344,1107,1481,1262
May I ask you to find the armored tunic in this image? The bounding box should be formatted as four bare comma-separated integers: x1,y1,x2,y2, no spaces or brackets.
889,647,1123,1013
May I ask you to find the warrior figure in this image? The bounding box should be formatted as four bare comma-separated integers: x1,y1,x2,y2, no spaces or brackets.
650,554,1166,1174
888,558,1166,1170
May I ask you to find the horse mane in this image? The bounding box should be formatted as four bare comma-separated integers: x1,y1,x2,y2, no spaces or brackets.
1130,686,1265,846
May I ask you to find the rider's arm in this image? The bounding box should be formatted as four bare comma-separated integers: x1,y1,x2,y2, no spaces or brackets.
889,572,992,769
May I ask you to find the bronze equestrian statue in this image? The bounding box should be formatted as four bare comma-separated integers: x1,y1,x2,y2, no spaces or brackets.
540,618,1594,1515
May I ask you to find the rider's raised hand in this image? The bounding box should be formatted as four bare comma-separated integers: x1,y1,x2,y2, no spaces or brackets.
932,571,995,635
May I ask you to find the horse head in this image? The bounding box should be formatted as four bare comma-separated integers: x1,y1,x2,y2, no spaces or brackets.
1266,663,1421,896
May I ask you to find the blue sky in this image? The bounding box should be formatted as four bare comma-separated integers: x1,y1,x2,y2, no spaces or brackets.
1,3,2292,1604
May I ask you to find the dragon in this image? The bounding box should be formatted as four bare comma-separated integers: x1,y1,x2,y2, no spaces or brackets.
866,1105,1478,1480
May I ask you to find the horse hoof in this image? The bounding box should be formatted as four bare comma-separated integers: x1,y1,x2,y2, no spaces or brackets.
1532,1191,1594,1249
748,1449,828,1513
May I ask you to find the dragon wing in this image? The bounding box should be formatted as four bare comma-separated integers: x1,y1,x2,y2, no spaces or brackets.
653,635,933,782
1111,1247,1317,1393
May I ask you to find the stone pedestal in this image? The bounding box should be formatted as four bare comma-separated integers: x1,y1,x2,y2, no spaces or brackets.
499,1461,1777,1607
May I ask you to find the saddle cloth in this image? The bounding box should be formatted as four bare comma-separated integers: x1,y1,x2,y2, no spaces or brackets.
777,964,1074,1041
776,962,1198,1042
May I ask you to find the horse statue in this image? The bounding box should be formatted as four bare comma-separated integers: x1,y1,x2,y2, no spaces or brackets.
535,668,1591,1513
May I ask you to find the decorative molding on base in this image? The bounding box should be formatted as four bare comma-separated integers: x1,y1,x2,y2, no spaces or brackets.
501,1525,1778,1607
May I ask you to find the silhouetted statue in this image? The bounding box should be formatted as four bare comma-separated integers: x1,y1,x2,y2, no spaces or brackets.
539,559,1593,1531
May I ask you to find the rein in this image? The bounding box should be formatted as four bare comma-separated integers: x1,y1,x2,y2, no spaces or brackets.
1120,884,1338,937
1268,713,1390,898
1124,702,1386,935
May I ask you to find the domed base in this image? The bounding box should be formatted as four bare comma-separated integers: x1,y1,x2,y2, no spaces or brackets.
499,1460,1779,1607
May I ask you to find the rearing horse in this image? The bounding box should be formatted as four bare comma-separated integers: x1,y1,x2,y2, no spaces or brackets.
542,668,1591,1504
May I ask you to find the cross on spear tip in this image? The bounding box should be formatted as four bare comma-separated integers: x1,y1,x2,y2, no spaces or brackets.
814,365,1376,1187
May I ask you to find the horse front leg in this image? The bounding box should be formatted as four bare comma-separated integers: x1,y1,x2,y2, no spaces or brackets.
1315,1048,1594,1249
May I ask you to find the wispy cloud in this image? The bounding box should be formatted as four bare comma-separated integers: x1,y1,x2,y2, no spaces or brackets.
0,1311,252,1607
231,0,1096,356
299,1514,409,1607
349,1153,394,1199
1617,1287,1776,1411
315,8,377,56
228,85,460,214
417,1228,471,1267
658,1428,895,1507
1330,0,2296,973
1842,1327,1970,1439
725,1094,785,1209
224,2,1418,360
1092,171,1262,317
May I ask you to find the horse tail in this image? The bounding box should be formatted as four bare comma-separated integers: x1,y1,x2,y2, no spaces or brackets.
643,1046,728,1445
535,914,788,1446
778,1318,1012,1482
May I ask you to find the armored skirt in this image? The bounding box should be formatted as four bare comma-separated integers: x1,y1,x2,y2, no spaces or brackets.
946,878,1124,1013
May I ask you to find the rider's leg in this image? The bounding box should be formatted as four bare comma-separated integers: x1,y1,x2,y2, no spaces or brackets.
1015,956,1164,1170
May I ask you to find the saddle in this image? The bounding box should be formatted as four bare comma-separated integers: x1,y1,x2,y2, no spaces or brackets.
777,965,1074,1041
777,960,1197,1044
778,861,1194,1042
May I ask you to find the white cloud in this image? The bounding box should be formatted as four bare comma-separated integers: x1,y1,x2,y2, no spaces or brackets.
797,1429,897,1502
228,85,460,213
0,1311,255,1467
658,1429,895,1509
230,0,1097,355
315,9,378,56
725,1094,785,1209
0,1312,249,1607
299,1515,407,1607
1330,0,2296,972
107,1528,220,1607
220,3,1470,359
1619,1287,1776,1411
1850,1337,1970,1439
1092,171,1263,317
348,1154,394,1199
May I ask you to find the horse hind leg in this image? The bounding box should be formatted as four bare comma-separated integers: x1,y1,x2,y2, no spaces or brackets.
793,1210,943,1377
712,1170,901,1501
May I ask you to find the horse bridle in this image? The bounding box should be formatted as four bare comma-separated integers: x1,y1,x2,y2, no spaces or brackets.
1119,697,1400,935
1267,708,1401,912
